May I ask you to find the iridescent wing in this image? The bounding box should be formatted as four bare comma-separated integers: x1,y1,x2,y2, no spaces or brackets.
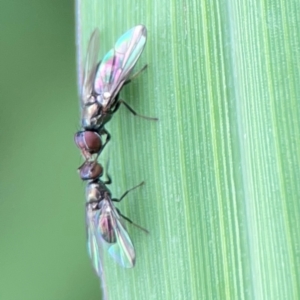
97,199,136,268
107,219,136,268
81,29,100,106
93,25,147,106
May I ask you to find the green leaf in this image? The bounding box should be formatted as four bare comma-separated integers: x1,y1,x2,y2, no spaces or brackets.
76,0,300,299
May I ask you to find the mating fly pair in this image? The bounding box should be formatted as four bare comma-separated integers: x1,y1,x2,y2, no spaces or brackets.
75,25,155,274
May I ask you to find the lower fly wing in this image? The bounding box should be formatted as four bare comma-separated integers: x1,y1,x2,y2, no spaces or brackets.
86,211,109,299
95,199,136,268
87,198,136,269
107,217,136,268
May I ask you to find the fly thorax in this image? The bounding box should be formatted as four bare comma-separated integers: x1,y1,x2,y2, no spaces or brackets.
86,182,101,202
81,102,100,128
106,206,112,213
84,94,96,105
97,181,111,195
98,92,111,106
86,202,98,212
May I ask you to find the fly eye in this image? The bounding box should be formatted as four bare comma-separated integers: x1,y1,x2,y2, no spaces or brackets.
74,131,102,153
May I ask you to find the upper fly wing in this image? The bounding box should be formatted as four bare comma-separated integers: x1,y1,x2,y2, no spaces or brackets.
93,25,147,106
81,29,100,106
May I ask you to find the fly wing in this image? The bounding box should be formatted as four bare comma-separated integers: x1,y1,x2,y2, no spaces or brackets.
86,204,103,277
107,218,136,268
93,25,147,105
86,205,109,299
96,199,136,268
81,29,100,106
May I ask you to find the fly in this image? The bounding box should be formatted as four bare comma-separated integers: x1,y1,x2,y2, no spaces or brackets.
75,25,157,165
84,161,148,273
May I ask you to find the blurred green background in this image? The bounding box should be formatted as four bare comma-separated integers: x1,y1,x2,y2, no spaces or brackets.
2,1,300,300
0,1,102,299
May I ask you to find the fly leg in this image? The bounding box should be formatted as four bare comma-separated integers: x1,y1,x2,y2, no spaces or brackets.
112,181,145,202
112,100,158,121
103,159,112,185
98,127,111,153
124,64,148,85
112,181,148,233
103,172,112,185
91,127,110,158
91,128,111,169
111,63,158,121
115,208,149,234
